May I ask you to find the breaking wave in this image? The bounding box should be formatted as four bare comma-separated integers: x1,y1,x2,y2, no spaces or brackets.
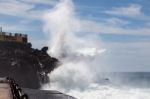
42,0,150,99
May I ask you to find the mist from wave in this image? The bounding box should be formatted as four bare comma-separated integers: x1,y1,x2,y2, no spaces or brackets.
42,0,150,99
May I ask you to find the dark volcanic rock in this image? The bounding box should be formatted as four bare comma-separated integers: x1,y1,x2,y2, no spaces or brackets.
0,41,59,89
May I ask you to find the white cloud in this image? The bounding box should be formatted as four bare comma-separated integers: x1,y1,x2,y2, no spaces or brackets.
0,1,149,36
105,4,149,19
19,0,58,5
0,0,55,20
104,18,129,26
0,0,33,17
0,23,26,32
99,23,150,35
96,42,150,72
78,19,150,35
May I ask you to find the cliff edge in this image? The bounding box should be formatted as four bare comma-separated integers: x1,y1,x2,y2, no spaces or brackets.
0,41,58,89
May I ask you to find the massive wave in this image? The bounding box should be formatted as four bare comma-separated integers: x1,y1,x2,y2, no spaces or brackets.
42,0,150,99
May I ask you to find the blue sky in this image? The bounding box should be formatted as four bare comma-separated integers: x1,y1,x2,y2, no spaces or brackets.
0,0,150,71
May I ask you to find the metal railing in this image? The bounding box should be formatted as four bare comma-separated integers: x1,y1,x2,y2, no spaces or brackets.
6,78,28,99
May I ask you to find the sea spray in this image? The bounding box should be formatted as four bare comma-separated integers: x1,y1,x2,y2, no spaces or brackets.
42,0,105,90
42,0,150,99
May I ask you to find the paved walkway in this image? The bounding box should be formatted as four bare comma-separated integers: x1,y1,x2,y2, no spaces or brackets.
0,83,13,99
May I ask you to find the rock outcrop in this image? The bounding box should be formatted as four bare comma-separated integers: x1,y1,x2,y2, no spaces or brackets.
0,41,59,89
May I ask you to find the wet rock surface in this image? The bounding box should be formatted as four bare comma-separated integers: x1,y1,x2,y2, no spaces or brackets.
22,88,76,99
0,41,59,89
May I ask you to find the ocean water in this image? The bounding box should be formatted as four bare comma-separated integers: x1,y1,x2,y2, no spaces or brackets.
43,72,150,99
68,84,150,99
67,72,150,99
97,72,150,88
